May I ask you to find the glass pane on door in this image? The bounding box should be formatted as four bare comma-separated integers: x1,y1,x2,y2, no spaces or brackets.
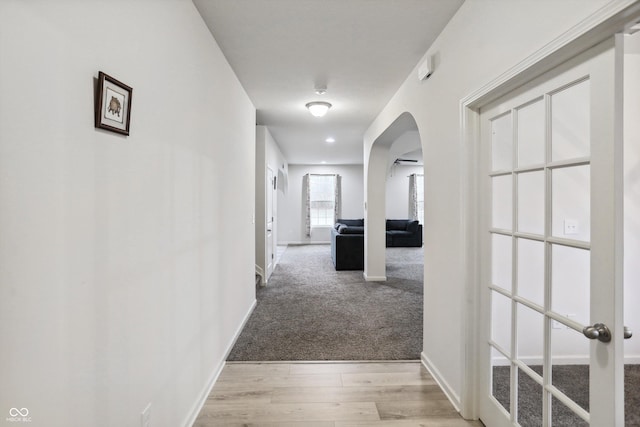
493,112,513,171
492,290,512,353
550,244,590,327
492,234,512,292
517,369,543,427
517,303,544,374
516,238,544,307
552,396,589,427
517,171,545,235
492,346,511,414
551,80,590,162
551,326,590,414
493,175,513,230
551,165,590,242
517,98,545,167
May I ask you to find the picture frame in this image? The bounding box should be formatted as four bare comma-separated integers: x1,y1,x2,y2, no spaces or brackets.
95,71,132,135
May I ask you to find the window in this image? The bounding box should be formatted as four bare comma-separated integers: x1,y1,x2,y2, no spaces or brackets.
309,174,336,227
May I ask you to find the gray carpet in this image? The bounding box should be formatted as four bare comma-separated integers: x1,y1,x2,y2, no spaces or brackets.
493,364,640,426
227,244,423,361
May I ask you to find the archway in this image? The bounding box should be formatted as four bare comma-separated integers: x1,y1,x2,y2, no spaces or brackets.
364,112,421,281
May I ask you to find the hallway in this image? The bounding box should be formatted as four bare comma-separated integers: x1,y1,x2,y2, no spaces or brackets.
193,361,483,426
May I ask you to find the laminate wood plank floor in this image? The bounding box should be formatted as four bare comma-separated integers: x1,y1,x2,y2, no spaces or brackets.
193,361,484,427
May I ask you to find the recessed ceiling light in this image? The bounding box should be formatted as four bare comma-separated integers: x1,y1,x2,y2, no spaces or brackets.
305,101,332,117
321,161,327,164
325,137,335,143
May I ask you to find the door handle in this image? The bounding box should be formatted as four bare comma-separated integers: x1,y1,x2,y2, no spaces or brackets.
582,324,632,341
583,323,611,343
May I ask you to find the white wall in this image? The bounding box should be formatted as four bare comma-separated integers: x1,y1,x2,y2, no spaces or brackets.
386,165,424,219
279,164,364,244
0,1,256,426
363,0,613,409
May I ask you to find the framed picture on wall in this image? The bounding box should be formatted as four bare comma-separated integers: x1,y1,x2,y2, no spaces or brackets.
95,71,132,135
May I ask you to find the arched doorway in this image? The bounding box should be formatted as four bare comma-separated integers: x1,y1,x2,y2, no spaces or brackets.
364,112,422,281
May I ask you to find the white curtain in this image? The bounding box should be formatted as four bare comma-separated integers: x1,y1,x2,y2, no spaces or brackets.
304,174,311,237
409,173,419,221
334,174,341,221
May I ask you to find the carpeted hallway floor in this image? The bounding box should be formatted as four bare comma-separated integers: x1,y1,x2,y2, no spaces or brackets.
227,244,423,361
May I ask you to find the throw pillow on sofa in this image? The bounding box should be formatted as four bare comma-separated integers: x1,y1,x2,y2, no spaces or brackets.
338,225,364,234
386,219,409,231
336,218,364,227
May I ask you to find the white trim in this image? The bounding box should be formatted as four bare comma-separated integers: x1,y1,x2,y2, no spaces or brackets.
363,273,387,282
461,0,640,109
181,357,226,427
422,352,462,413
280,241,331,245
255,264,265,286
493,355,640,365
459,99,481,419
459,0,640,421
181,299,257,427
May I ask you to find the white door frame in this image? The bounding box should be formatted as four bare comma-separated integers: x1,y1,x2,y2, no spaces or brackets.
266,166,275,280
458,0,640,420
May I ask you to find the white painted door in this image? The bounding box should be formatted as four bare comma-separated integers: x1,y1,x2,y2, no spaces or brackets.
266,167,274,279
478,38,624,426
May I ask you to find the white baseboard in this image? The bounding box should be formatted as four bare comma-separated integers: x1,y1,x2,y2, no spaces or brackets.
422,352,461,413
493,355,640,366
363,273,386,282
280,241,330,245
625,355,640,364
182,299,257,427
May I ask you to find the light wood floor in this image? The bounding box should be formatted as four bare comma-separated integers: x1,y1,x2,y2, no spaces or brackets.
193,361,484,427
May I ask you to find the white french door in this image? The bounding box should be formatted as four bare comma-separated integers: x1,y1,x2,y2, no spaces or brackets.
478,37,625,426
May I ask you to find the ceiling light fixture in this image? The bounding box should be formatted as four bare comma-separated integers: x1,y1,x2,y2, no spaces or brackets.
325,137,335,143
306,101,332,117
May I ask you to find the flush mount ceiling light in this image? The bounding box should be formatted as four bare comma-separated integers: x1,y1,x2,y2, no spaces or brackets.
305,101,332,117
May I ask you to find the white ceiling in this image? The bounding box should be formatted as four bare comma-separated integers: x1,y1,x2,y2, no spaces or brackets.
193,0,464,164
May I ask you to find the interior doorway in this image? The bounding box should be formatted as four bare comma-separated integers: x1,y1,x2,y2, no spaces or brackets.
266,166,275,278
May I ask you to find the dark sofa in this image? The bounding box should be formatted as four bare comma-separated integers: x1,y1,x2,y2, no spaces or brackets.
330,218,423,270
331,219,364,270
385,219,423,247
